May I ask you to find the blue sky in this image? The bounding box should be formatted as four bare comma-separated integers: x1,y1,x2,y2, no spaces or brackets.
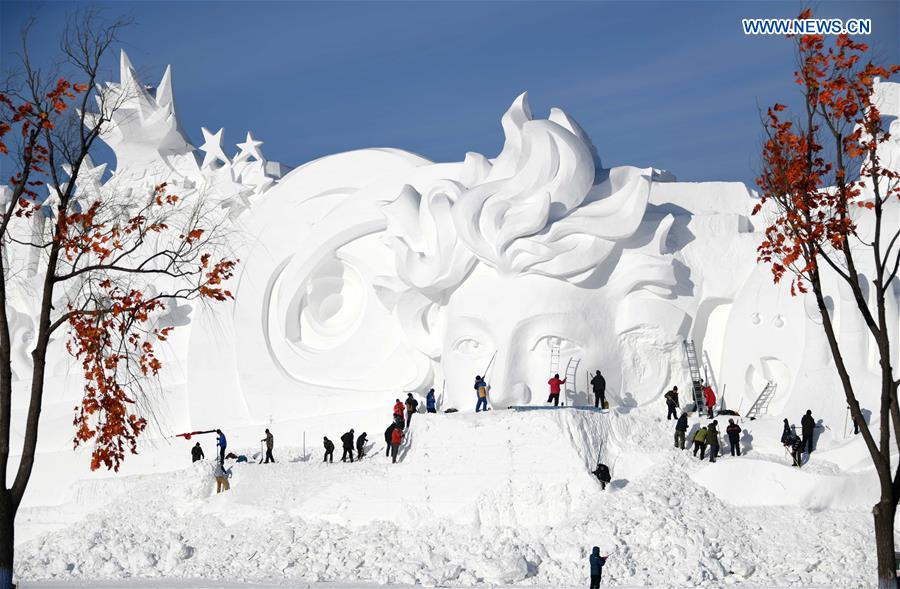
2,1,897,186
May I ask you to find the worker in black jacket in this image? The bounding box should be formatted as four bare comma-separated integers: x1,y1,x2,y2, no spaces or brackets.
356,431,368,459
384,423,395,457
590,370,607,408
801,410,816,454
340,429,355,462
323,436,335,463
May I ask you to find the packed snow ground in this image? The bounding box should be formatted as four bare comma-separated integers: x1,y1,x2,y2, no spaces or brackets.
14,406,886,587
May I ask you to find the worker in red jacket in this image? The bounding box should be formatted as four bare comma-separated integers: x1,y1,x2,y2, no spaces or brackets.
390,426,403,464
393,399,405,427
547,373,566,407
703,385,716,418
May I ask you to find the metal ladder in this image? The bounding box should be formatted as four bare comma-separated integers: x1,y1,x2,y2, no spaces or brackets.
564,357,581,405
550,339,561,376
745,381,777,420
683,340,705,413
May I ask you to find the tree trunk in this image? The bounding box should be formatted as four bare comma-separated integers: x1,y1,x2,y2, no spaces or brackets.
874,499,898,589
0,488,14,589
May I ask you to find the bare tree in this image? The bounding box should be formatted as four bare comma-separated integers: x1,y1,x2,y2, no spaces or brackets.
754,12,899,587
0,11,236,586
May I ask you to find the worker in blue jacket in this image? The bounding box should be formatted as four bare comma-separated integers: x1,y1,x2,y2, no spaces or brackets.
216,429,227,464
589,546,608,588
426,388,437,413
474,376,488,412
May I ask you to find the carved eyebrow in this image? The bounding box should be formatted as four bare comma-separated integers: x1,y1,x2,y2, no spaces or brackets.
451,314,488,323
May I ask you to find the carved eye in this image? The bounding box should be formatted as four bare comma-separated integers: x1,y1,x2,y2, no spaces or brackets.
531,335,580,353
453,337,486,356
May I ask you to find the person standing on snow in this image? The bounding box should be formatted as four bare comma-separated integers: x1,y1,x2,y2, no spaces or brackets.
664,386,679,420
474,375,489,412
426,388,437,413
405,393,419,428
726,419,741,456
191,442,204,463
707,427,721,463
790,434,804,467
384,423,395,457
393,398,405,425
590,370,606,408
340,429,355,462
547,373,566,406
213,461,232,493
706,420,720,461
215,429,227,464
356,431,368,459
801,409,816,455
589,546,607,588
780,418,793,445
261,428,275,464
323,436,335,463
703,384,716,418
592,463,611,490
390,425,403,463
674,413,689,449
692,426,708,459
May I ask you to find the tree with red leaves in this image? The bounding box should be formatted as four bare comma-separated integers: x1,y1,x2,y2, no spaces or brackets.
754,9,900,587
0,12,236,586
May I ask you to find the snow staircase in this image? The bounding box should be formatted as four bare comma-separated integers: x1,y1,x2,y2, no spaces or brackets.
564,356,580,405
745,381,777,420
683,340,705,413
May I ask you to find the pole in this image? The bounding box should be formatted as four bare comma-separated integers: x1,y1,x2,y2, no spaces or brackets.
303,431,306,460
482,350,498,378
483,351,498,410
587,370,591,408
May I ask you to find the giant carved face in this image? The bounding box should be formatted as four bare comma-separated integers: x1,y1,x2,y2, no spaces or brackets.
440,262,687,409
441,266,611,408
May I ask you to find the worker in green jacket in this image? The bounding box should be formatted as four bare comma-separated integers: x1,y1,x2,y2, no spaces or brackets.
707,427,720,463
692,426,708,460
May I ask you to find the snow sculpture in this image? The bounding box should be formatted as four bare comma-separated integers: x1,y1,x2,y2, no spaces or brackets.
5,52,898,437
81,51,289,205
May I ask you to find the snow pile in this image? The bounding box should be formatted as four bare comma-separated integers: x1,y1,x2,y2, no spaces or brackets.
14,407,882,587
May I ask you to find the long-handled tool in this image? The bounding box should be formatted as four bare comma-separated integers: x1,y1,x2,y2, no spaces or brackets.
482,350,498,409
175,429,216,440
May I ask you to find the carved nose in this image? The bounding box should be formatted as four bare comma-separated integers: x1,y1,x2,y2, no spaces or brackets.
488,377,531,407
486,347,531,407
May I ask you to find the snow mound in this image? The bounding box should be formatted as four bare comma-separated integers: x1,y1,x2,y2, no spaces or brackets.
14,408,882,587
692,458,878,510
